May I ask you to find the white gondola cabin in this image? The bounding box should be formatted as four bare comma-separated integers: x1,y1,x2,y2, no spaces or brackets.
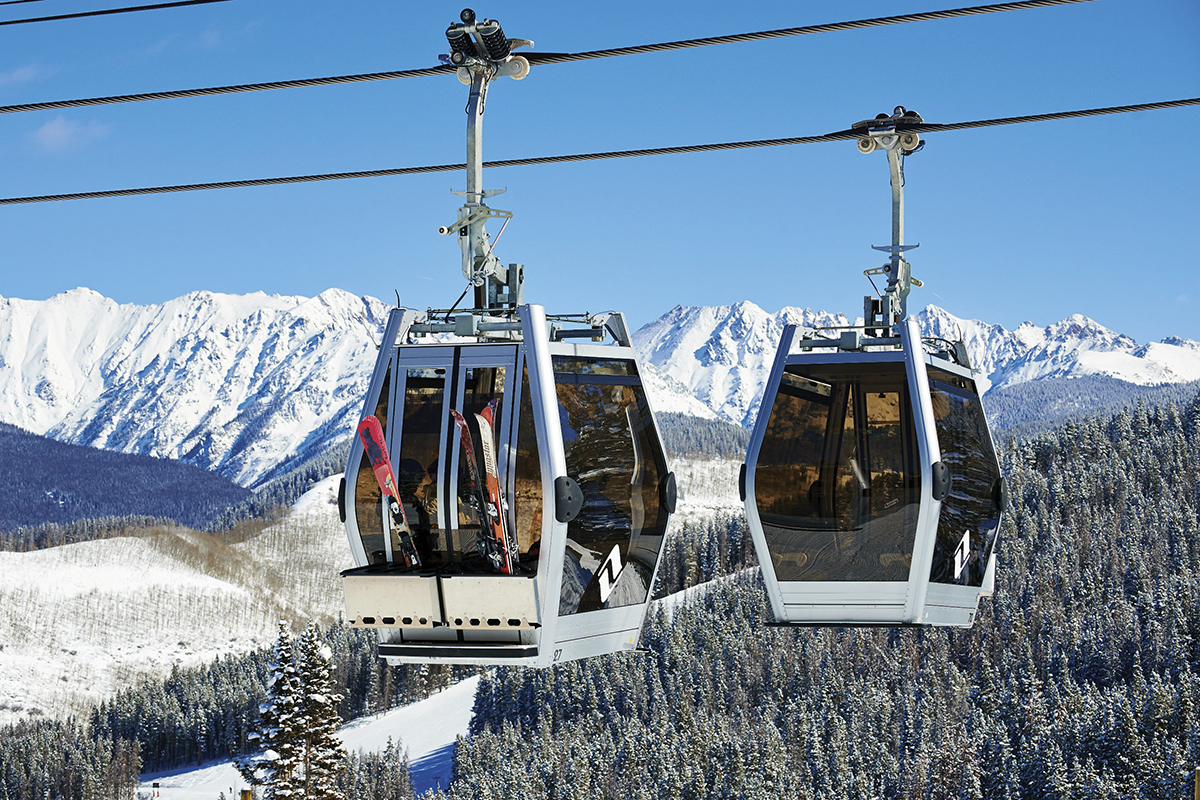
743,319,1004,626
743,107,1005,627
340,305,675,666
334,10,675,666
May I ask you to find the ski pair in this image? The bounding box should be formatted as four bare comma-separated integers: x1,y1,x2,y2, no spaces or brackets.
450,400,516,574
356,415,423,569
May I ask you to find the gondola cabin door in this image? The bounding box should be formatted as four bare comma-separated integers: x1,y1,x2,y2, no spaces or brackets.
342,305,674,666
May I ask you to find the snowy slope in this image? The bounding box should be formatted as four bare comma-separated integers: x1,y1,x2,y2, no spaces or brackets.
0,452,735,726
635,302,1200,426
138,675,480,800
0,475,352,726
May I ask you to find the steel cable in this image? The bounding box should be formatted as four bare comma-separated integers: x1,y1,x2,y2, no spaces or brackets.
0,0,229,27
523,0,1093,64
0,0,1089,115
3,96,1194,206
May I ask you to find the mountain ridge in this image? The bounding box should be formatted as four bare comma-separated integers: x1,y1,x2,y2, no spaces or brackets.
3,288,1199,485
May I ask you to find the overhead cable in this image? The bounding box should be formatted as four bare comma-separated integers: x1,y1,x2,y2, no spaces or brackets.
3,96,1193,206
0,0,229,27
0,0,1089,114
521,0,1093,65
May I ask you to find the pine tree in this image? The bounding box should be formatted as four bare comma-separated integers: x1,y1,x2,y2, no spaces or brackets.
295,622,347,800
238,620,303,800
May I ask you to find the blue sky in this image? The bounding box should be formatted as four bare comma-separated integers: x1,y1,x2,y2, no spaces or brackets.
0,0,1197,342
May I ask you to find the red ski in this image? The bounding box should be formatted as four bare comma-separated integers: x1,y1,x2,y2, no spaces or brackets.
476,400,516,573
356,415,422,569
450,409,511,573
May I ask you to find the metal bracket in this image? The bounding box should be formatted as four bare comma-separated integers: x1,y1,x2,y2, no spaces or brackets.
438,206,513,238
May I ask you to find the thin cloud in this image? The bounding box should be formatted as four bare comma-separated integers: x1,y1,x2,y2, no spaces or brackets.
0,64,40,87
32,115,109,153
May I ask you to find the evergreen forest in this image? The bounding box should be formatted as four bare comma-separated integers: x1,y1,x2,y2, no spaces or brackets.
1,389,1198,799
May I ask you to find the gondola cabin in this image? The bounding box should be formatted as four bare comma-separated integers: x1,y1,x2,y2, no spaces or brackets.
743,318,1004,627
340,304,675,666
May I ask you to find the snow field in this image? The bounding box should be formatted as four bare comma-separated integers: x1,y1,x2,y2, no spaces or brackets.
0,476,352,726
138,676,482,800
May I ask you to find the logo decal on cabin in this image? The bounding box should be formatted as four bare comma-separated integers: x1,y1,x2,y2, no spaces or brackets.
954,529,971,580
598,544,625,604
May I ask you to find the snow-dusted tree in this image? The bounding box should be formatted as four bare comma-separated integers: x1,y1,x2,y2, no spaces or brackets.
238,620,303,800
295,621,347,800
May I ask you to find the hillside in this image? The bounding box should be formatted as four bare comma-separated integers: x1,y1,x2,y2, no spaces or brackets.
443,389,1200,799
0,422,250,533
0,475,352,726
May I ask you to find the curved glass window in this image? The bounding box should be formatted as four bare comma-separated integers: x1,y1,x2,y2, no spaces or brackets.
927,369,1002,587
555,358,669,615
754,363,920,582
513,365,543,564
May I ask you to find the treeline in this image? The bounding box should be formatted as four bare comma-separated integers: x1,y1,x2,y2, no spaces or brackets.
0,514,182,551
657,412,751,460
87,621,473,773
1,439,351,552
431,390,1200,799
0,421,251,534
0,719,141,800
982,374,1200,436
207,440,350,531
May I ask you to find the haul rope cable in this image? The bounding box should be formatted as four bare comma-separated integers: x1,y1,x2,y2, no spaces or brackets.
0,0,230,27
2,97,1195,205
0,0,1090,114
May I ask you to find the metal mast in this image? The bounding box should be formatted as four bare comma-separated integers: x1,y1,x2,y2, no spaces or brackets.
855,106,924,336
440,8,531,310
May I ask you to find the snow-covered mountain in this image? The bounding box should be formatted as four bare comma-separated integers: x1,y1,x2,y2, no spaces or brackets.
637,302,1200,427
3,289,1198,487
0,288,391,487
0,289,711,487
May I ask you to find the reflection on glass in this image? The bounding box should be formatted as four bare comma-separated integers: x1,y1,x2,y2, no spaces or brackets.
554,357,669,615
396,368,444,569
354,363,391,565
927,371,1002,586
513,365,543,562
755,363,920,582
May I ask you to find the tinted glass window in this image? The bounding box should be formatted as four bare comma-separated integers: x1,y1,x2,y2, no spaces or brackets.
396,368,444,569
513,364,543,564
754,363,920,582
927,373,1002,587
354,363,391,565
554,357,669,615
